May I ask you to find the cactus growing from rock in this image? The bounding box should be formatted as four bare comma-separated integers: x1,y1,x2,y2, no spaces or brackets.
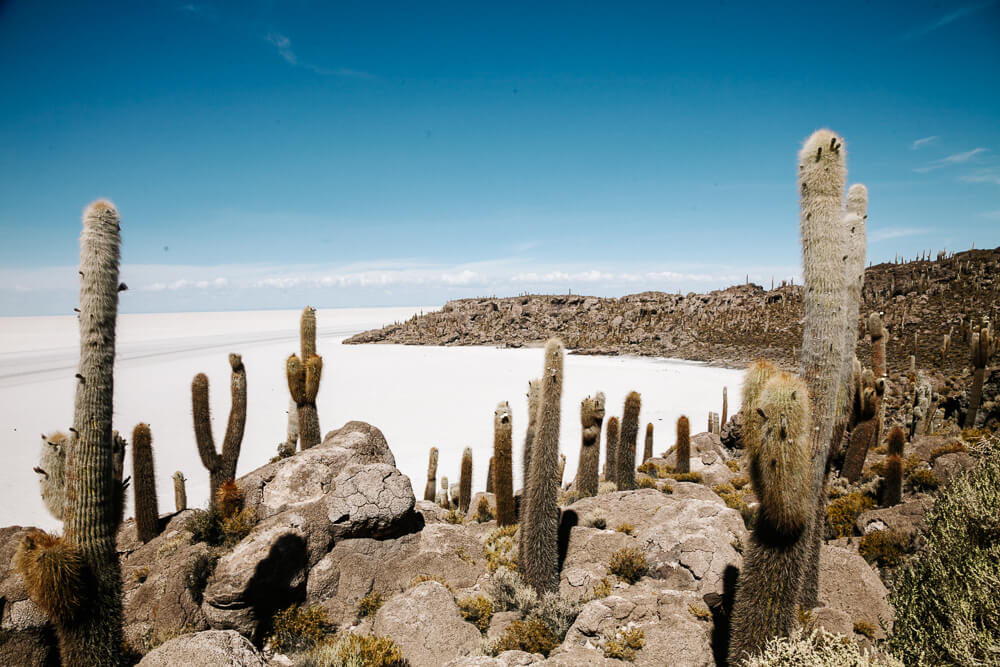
868,312,887,379
193,353,247,507
36,432,69,521
14,530,86,624
285,306,317,450
675,416,691,474
440,476,450,509
841,370,878,483
721,386,728,429
173,471,187,512
132,423,159,543
494,401,516,526
604,416,620,484
521,339,564,594
460,447,473,513
883,426,905,507
836,186,867,445
643,423,654,464
742,360,778,454
965,327,992,428
424,447,438,502
729,372,813,665
486,456,495,494
522,379,540,490
577,393,605,498
617,392,641,491
287,352,322,449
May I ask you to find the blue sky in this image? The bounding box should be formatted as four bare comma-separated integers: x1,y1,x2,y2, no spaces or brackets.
1,1,998,316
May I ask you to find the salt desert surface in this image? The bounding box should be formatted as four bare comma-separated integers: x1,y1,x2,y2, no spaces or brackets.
0,307,742,531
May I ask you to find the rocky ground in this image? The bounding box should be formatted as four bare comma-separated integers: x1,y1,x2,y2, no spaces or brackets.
4,418,967,666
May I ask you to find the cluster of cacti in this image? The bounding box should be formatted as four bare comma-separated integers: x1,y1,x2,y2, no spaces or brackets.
132,423,159,543
604,416,620,484
616,392,641,491
965,325,992,427
642,423,653,464
675,415,691,474
424,447,438,502
576,393,605,497
17,201,127,666
173,471,187,512
882,426,905,507
459,447,473,513
728,371,813,664
520,339,564,594
493,402,516,526
193,353,247,507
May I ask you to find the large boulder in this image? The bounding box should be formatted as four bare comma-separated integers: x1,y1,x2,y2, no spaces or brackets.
817,545,895,638
855,496,933,540
372,581,482,667
0,526,58,666
326,463,417,540
137,629,265,666
932,451,976,485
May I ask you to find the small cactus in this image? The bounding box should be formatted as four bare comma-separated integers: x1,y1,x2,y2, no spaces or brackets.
675,416,691,474
642,423,654,464
965,327,992,428
494,402,516,526
193,353,247,506
577,393,605,498
604,416,620,484
523,379,541,490
841,369,877,483
486,456,495,494
460,447,473,513
285,306,317,450
287,353,322,449
132,423,159,543
14,530,86,624
616,392,641,491
440,476,450,509
173,471,187,512
424,447,438,502
521,339,564,594
883,427,905,507
721,386,729,428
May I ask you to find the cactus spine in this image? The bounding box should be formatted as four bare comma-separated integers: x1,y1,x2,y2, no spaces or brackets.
132,423,159,543
459,447,473,513
883,426,905,507
521,339,564,594
797,129,850,610
617,391,641,491
494,402,516,526
643,423,654,464
729,372,813,665
522,379,540,490
192,353,247,506
675,415,691,474
965,327,992,428
604,416,620,484
424,447,438,502
173,471,187,512
287,351,322,449
577,393,605,498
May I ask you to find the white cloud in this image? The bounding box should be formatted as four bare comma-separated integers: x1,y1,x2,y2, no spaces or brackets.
961,168,1000,185
869,227,930,242
265,33,372,78
901,2,997,40
910,136,938,150
914,147,988,173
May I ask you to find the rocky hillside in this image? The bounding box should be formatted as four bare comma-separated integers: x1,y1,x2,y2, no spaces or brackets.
347,247,1000,376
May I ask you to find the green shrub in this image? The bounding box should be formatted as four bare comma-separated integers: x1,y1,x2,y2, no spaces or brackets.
667,471,703,483
221,507,258,546
827,492,876,538
487,618,559,657
858,530,910,568
445,508,465,524
609,547,648,584
187,508,225,546
357,591,384,618
604,625,645,661
887,434,1000,666
184,552,219,604
299,633,406,667
530,591,580,639
637,476,657,489
484,524,518,572
928,441,967,462
473,496,495,523
267,604,333,653
457,595,493,632
906,468,939,492
741,627,902,666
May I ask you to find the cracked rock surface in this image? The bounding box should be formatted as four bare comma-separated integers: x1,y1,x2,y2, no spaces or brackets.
326,463,416,539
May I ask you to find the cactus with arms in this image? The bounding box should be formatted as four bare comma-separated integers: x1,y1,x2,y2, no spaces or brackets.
192,353,247,506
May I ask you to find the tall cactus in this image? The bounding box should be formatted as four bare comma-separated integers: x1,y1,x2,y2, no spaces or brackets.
486,456,495,494
285,306,317,450
840,185,868,426
675,415,691,474
965,327,992,428
16,200,126,666
192,353,247,506
439,476,450,509
797,129,850,610
424,448,438,502
577,393,605,498
494,402,516,526
643,423,654,464
841,369,878,483
459,447,473,513
522,379,540,490
287,352,322,449
604,416,620,484
617,391,641,490
868,312,887,379
882,426,905,507
173,471,187,512
729,372,813,665
132,423,159,543
521,339,564,594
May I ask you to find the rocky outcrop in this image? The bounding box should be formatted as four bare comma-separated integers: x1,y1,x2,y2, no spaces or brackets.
0,526,58,667
137,629,265,666
326,463,416,539
817,545,895,639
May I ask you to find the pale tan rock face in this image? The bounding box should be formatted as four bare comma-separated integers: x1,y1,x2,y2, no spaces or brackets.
137,629,265,666
818,545,895,638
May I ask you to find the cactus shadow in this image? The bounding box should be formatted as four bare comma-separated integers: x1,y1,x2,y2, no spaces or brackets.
705,564,739,666
557,509,578,572
246,533,308,645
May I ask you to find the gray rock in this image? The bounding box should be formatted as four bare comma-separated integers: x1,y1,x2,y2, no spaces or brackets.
811,606,854,636
326,463,416,540
373,581,482,667
137,629,265,666
322,421,396,467
855,496,933,540
933,451,976,485
0,526,58,666
443,651,542,666
818,545,895,639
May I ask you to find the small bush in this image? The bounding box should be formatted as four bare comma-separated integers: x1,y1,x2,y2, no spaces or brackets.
558,489,582,506
858,530,910,568
726,460,740,472
484,524,518,572
604,625,645,661
530,591,580,640
888,434,1000,665
457,595,493,632
637,476,657,489
598,481,618,495
827,492,876,538
215,480,244,519
267,604,333,653
636,461,658,477
184,552,219,605
587,511,607,530
853,620,876,639
668,471,703,483
609,547,648,584
742,627,902,666
445,509,465,524
410,574,452,591
299,633,406,667
906,468,939,492
614,522,634,535
221,507,257,546
688,603,712,621
657,463,677,476
132,567,150,584
731,474,750,489
473,496,494,523
661,483,674,495
487,618,559,657
357,591,384,618
187,508,225,547
589,577,612,600
487,567,537,613
929,441,967,462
